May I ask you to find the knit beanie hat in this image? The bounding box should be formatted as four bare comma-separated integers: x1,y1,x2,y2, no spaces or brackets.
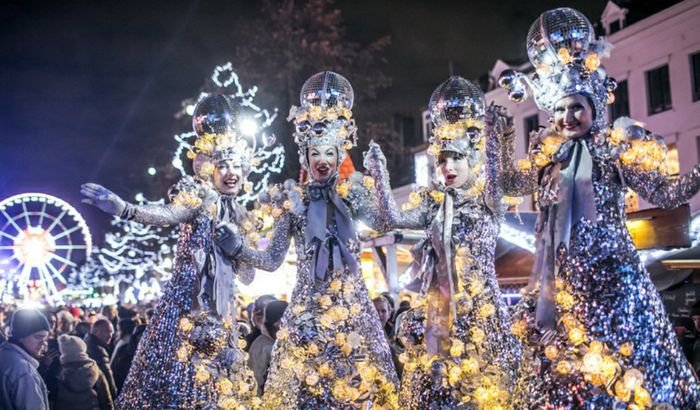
58,334,90,364
10,308,50,340
264,301,288,326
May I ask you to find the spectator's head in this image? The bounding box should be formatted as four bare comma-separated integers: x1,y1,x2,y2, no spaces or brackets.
145,309,155,323
86,311,98,325
10,309,50,359
91,319,114,346
691,303,700,333
101,305,117,321
253,295,276,331
117,318,136,341
373,297,391,327
57,334,89,364
74,321,91,338
673,317,694,339
0,305,6,324
56,310,75,335
263,301,288,340
381,292,396,315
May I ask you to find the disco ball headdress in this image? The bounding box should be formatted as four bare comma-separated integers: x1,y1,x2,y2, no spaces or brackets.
499,7,617,132
427,76,486,160
289,71,358,168
189,93,262,180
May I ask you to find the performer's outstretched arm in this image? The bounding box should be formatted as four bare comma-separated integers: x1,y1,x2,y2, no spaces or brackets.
623,162,700,209
81,182,195,226
364,142,426,230
218,210,293,272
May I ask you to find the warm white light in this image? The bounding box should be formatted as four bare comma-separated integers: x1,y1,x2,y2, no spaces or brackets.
13,227,55,266
185,104,195,116
240,118,258,136
147,167,157,176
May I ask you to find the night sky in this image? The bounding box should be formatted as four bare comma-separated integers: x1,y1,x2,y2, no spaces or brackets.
0,0,608,242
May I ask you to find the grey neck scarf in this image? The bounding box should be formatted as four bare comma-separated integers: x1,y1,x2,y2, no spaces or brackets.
529,136,598,330
305,176,359,282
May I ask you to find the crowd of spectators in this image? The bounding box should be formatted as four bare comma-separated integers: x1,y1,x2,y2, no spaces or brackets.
0,291,413,407
0,303,152,410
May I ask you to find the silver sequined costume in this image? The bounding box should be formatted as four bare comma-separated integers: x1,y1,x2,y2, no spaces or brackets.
365,78,522,409
234,176,399,409
116,177,259,409
506,131,700,408
496,7,700,408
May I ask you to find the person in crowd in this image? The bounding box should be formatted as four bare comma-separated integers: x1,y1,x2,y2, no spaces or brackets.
380,293,397,338
56,310,75,337
691,304,700,376
110,318,135,364
373,296,403,380
109,318,135,394
85,319,117,399
0,308,51,409
248,300,288,396
73,321,91,339
112,324,147,397
674,317,696,362
54,334,113,410
0,305,8,343
101,306,118,331
244,295,276,351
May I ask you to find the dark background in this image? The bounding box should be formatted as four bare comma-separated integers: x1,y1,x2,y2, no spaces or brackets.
5,0,661,243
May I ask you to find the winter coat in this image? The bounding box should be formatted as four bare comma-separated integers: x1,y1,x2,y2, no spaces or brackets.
84,334,117,399
54,359,113,410
0,341,50,410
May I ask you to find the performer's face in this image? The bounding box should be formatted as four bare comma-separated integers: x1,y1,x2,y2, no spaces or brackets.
554,94,594,139
213,159,243,196
307,145,338,183
438,152,470,188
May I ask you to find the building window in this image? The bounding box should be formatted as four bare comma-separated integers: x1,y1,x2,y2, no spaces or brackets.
646,65,672,114
609,79,630,119
523,114,539,148
609,20,621,34
691,52,700,102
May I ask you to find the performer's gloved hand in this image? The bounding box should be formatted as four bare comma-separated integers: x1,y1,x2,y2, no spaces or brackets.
215,222,243,257
363,140,387,171
485,103,514,139
80,183,128,216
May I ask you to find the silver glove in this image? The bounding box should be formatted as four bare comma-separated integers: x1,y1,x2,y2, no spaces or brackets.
80,183,127,216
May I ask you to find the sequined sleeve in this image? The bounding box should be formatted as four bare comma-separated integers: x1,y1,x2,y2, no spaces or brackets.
623,163,700,209
366,161,425,230
236,211,293,272
484,127,505,214
124,203,195,226
500,132,538,197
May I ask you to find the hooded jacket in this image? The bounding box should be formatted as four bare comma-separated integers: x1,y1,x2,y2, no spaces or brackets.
54,359,113,410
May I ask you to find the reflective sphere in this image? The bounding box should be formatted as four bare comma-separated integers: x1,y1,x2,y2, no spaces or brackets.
526,7,594,69
498,69,517,89
192,93,238,137
300,71,354,109
429,76,485,125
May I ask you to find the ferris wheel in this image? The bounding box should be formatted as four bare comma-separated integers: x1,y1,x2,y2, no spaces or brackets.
0,193,92,303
